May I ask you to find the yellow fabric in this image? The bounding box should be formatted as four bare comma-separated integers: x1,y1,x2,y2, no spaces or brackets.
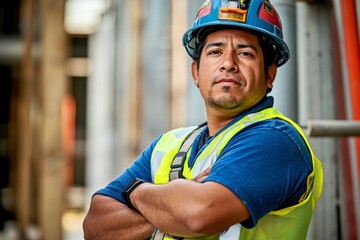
161,235,220,240
150,107,323,240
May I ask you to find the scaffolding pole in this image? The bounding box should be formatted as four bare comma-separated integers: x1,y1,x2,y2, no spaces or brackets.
305,120,360,137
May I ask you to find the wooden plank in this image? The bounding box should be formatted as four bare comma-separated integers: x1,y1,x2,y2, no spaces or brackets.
170,0,188,128
17,0,35,237
128,0,141,154
38,0,68,239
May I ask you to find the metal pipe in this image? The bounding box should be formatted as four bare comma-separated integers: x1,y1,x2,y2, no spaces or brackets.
306,120,360,137
333,0,360,238
339,0,360,235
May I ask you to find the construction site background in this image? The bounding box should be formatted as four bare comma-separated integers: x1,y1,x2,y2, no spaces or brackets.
0,0,359,239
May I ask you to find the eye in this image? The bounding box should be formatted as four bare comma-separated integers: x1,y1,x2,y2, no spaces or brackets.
208,50,222,55
238,51,254,58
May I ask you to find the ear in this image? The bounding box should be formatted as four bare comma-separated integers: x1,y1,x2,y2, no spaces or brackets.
266,64,277,89
191,61,199,87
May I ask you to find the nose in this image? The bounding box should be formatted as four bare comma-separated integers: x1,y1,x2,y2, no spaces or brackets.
220,51,238,72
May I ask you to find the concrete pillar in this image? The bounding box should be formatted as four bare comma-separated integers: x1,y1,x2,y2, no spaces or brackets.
271,0,297,121
186,0,207,126
86,10,117,201
296,2,338,239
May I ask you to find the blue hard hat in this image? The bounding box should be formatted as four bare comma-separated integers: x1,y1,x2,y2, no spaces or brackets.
182,0,290,67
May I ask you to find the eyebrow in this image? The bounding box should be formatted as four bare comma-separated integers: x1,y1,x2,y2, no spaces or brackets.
205,42,259,53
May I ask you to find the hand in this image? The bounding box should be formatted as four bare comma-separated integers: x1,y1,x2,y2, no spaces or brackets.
193,166,211,182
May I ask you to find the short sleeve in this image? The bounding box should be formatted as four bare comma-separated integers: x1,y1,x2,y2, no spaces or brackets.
203,119,312,228
94,136,161,203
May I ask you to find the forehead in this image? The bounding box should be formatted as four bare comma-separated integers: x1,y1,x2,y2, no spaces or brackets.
205,28,260,45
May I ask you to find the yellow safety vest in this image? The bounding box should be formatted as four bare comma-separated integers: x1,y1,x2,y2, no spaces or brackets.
150,107,323,240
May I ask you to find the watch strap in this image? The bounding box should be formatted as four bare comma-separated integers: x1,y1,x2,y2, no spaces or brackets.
121,178,146,209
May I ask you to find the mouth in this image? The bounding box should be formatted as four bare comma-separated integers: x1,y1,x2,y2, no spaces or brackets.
215,77,242,86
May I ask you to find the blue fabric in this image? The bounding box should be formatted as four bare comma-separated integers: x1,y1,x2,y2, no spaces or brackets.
202,119,312,228
95,96,312,228
95,137,159,202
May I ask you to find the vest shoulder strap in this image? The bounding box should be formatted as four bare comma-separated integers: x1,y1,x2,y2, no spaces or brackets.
169,122,207,181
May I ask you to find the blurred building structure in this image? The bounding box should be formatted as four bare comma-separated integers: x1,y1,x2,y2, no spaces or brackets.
0,0,359,239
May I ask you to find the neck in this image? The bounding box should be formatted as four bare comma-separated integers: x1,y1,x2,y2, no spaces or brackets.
205,96,269,136
206,109,238,136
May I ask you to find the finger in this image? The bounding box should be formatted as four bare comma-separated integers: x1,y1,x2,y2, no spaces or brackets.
193,166,212,182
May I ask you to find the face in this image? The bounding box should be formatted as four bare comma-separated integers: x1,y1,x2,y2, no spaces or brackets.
192,29,277,116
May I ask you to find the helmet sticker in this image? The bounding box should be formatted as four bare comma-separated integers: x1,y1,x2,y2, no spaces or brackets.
258,0,282,30
195,0,212,20
219,0,250,23
263,0,273,15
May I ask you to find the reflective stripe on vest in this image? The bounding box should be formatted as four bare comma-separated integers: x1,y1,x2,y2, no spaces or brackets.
149,107,323,240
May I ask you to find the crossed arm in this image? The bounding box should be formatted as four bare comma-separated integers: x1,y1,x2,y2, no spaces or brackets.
130,179,249,238
83,195,154,239
83,168,250,239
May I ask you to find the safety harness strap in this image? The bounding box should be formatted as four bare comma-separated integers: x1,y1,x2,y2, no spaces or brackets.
169,123,206,181
152,123,207,240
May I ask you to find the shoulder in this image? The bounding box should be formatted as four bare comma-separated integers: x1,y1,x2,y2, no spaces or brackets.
244,117,301,136
155,125,202,150
222,118,311,165
229,118,311,165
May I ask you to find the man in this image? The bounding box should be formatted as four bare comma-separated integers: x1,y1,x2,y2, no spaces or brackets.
83,0,323,239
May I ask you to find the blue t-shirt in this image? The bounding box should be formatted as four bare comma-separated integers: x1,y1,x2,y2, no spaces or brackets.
95,97,312,228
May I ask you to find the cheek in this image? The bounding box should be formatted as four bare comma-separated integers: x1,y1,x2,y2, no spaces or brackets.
244,69,267,91
197,64,212,87
250,61,266,81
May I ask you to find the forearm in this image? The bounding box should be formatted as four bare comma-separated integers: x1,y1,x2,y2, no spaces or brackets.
83,194,154,240
130,179,229,238
131,179,201,237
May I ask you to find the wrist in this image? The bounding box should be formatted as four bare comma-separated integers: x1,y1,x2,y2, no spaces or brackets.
121,178,146,209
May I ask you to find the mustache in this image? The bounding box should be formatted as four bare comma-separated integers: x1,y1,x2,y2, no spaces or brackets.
213,76,244,86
